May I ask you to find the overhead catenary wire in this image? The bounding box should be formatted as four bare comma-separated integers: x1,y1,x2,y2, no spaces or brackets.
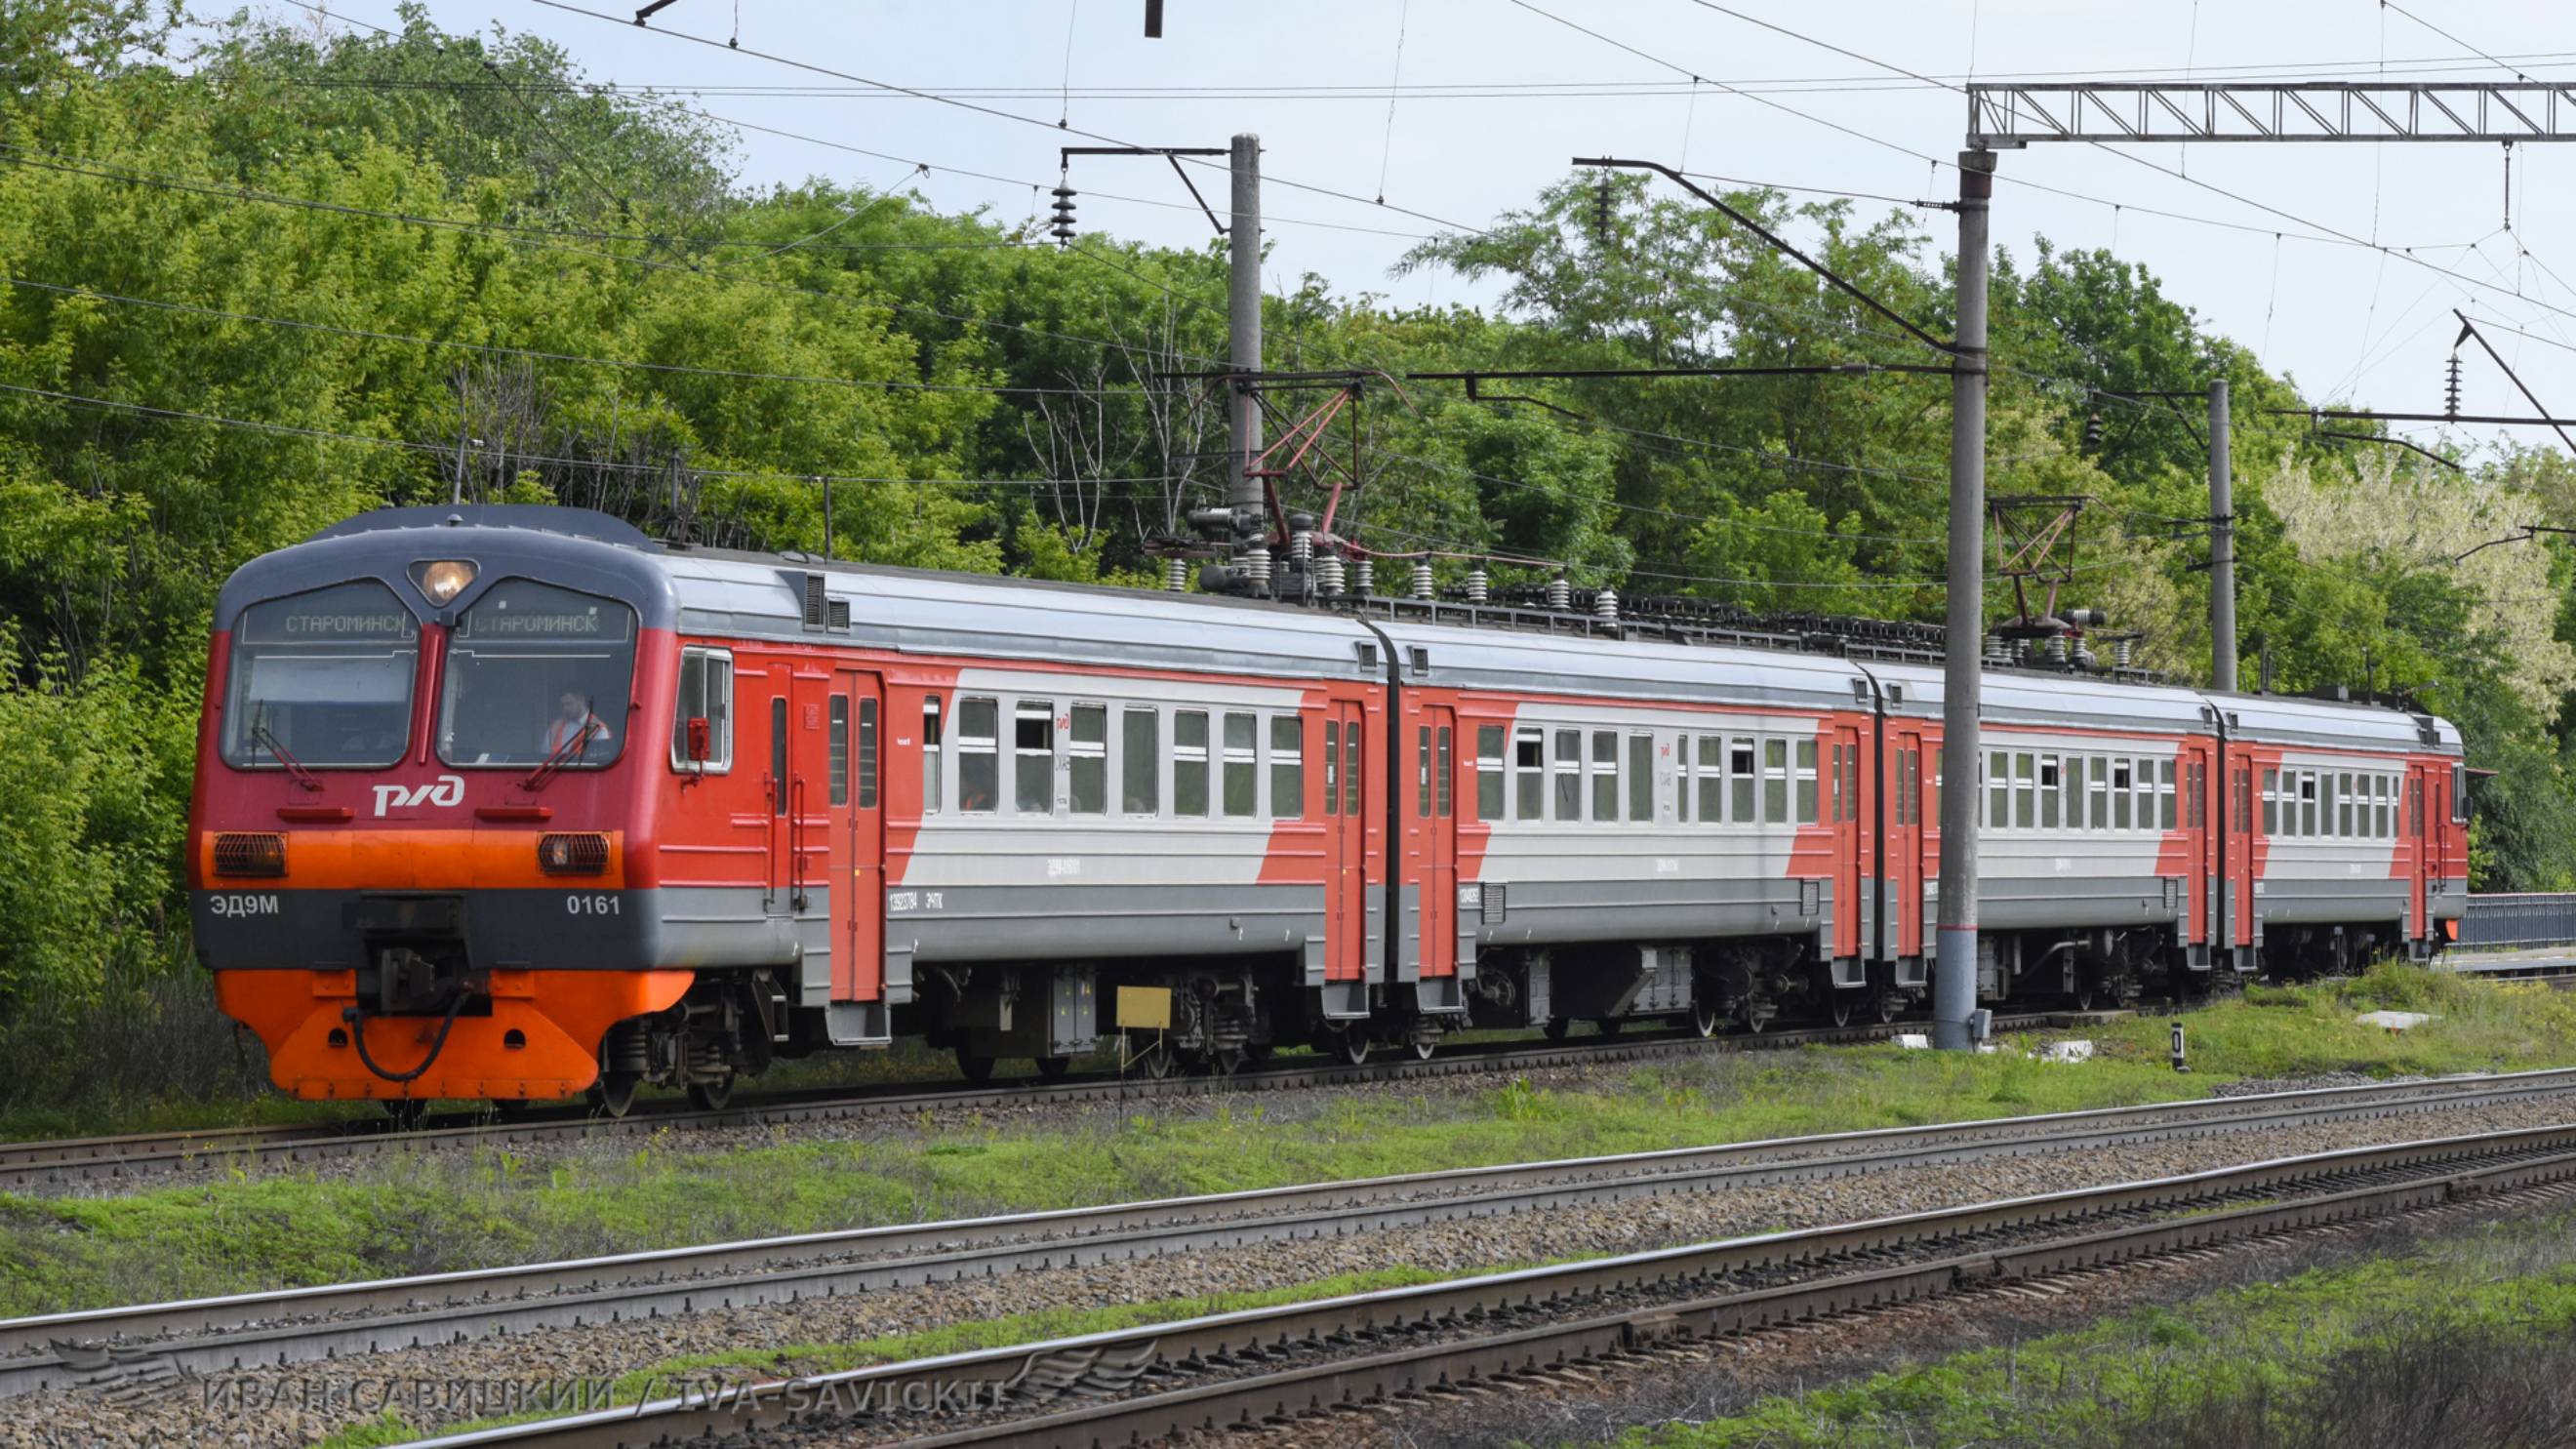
0,380,1175,489
0,274,1134,398
527,0,1495,238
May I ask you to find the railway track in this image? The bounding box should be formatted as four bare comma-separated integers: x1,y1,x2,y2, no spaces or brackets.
17,952,2571,1195
0,1009,2100,1192
10,1065,2576,1399
392,1121,2576,1449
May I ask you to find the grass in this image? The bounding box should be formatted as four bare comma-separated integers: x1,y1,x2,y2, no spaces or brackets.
9,964,2576,1320
1609,1199,2576,1449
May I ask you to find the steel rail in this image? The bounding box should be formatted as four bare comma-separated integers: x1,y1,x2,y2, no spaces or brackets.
0,1010,2094,1191
393,1122,2576,1448
12,1066,2576,1396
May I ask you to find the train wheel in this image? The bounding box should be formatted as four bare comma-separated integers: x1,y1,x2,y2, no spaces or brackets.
1691,1000,1721,1039
1874,990,1902,1025
1542,1017,1571,1042
1333,1029,1370,1067
588,1073,639,1120
1130,1039,1177,1079
954,1047,996,1083
1827,994,1854,1028
1410,1034,1437,1063
1035,1055,1072,1080
687,1075,737,1112
1209,1046,1247,1077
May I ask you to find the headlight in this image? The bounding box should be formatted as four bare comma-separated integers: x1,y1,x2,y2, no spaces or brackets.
213,832,286,877
413,559,477,606
538,832,610,875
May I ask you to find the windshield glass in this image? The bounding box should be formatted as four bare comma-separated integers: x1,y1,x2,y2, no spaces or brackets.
437,579,636,768
221,581,420,769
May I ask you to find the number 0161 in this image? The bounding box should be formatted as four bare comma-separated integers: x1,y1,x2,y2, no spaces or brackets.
566,894,621,916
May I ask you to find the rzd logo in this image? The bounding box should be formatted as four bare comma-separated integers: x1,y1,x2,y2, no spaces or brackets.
373,774,465,817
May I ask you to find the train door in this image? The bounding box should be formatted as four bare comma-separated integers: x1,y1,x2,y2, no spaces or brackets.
1890,723,1925,960
2226,749,2256,957
2182,741,2214,952
1833,720,1864,960
825,667,885,1001
764,679,793,914
2404,763,2433,946
1419,703,1458,982
1324,701,1368,984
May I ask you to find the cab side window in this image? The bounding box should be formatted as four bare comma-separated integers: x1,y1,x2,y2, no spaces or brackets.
670,648,735,771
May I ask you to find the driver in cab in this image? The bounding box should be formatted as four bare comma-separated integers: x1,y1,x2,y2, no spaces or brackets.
545,690,613,756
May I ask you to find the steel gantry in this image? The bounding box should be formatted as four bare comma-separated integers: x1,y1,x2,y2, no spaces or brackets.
1968,82,2576,147
1927,80,2576,1051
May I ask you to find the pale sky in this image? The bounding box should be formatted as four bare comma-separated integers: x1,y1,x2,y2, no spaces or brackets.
297,1,2576,461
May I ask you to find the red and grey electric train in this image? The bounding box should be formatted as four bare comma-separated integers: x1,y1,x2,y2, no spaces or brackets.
188,506,2470,1113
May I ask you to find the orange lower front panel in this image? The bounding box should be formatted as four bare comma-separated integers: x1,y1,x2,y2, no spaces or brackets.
214,968,694,1102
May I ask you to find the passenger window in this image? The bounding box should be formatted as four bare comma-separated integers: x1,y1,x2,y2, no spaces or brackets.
1794,740,1818,825
1015,702,1056,814
2013,751,2035,829
1698,736,1723,823
1515,727,1544,820
827,695,849,806
1731,739,1756,822
2336,772,2354,837
1477,725,1505,821
1988,749,2009,829
922,697,944,813
1553,729,1583,821
670,649,735,772
1592,730,1619,823
857,698,878,808
2157,760,2175,830
1269,715,1303,819
1175,710,1210,817
1068,704,1107,815
2088,756,2109,831
1764,739,1790,824
958,698,996,813
2300,772,2318,837
1435,726,1451,818
1629,734,1654,822
2113,761,2133,830
1223,712,1257,817
1122,707,1158,814
2262,767,2278,836
2039,755,2061,829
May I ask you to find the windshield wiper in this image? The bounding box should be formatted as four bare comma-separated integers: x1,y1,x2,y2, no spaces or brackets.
248,705,323,792
520,698,599,793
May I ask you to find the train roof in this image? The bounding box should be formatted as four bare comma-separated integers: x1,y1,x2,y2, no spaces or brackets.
229,507,2458,753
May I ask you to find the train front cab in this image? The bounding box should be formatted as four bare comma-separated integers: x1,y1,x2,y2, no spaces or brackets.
190,512,729,1114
